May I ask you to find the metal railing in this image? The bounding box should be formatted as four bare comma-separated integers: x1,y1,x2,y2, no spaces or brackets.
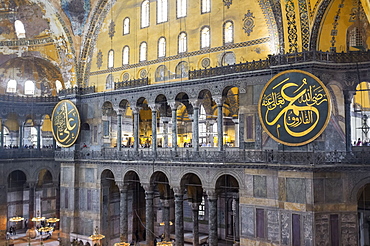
0,148,55,159
189,50,370,79
53,148,370,166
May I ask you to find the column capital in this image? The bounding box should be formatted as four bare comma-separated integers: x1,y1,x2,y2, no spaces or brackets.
169,101,181,110
189,98,201,108
172,186,184,196
190,202,201,210
142,183,154,193
115,181,129,191
130,106,142,114
161,199,171,207
205,189,218,200
148,103,161,112
213,96,224,106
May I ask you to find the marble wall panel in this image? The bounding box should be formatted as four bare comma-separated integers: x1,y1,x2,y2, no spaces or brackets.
254,175,267,198
286,178,306,204
241,205,255,237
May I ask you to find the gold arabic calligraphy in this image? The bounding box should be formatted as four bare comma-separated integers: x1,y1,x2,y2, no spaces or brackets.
53,102,78,144
261,77,327,138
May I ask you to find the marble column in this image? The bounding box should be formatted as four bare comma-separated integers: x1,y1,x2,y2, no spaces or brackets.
149,104,160,154
162,118,169,148
0,121,4,148
117,113,122,151
174,189,184,246
162,199,171,241
132,107,140,152
118,183,128,242
190,99,200,152
344,90,353,152
191,202,200,246
170,102,178,152
233,118,239,148
145,186,154,246
28,182,36,220
207,190,218,246
214,97,224,151
36,124,41,150
19,124,24,148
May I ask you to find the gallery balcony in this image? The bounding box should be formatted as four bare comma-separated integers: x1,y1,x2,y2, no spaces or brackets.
53,147,370,167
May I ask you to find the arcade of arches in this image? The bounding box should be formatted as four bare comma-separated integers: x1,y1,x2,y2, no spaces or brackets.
0,0,370,245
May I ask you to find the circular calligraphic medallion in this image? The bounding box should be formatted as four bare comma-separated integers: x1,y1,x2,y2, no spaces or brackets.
51,100,81,147
258,70,331,146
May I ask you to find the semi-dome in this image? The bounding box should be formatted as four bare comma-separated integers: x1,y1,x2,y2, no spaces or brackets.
0,56,64,96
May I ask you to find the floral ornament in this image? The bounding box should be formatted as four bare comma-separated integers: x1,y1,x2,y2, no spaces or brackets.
109,20,116,39
242,10,255,36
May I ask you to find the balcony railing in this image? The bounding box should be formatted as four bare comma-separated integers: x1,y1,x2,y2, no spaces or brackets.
0,94,59,103
54,147,370,166
115,78,148,90
58,86,96,97
189,50,370,80
0,148,55,159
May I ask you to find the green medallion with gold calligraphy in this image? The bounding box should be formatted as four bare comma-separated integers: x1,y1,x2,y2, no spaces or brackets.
258,70,331,146
51,100,81,147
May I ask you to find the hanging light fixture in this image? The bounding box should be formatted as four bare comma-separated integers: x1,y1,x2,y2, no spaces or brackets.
113,242,130,246
157,241,173,246
89,226,105,245
9,216,24,222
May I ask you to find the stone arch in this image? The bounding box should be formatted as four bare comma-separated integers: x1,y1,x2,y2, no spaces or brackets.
180,173,203,203
100,169,119,243
8,170,27,190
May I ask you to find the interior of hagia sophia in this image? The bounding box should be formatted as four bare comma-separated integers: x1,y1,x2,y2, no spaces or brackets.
0,0,369,245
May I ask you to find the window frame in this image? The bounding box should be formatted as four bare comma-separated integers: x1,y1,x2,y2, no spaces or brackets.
158,37,166,58
6,79,17,93
141,0,150,28
139,41,147,62
123,17,130,35
200,26,210,49
224,20,234,44
24,80,35,95
122,46,130,65
108,49,114,68
201,0,211,14
177,0,187,18
157,0,168,23
178,32,187,53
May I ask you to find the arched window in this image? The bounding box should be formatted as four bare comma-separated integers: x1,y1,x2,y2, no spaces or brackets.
140,42,147,61
123,17,130,35
6,79,17,93
14,20,26,39
106,74,114,89
108,49,114,68
24,80,35,95
177,0,187,18
347,26,366,50
178,32,187,53
158,37,166,58
141,0,150,28
175,61,188,78
201,0,211,13
221,51,236,66
55,80,63,93
122,46,130,65
155,65,169,82
157,0,168,23
224,21,233,44
201,26,210,48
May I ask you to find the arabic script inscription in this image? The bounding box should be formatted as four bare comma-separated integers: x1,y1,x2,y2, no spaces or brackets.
51,100,80,147
258,70,331,146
